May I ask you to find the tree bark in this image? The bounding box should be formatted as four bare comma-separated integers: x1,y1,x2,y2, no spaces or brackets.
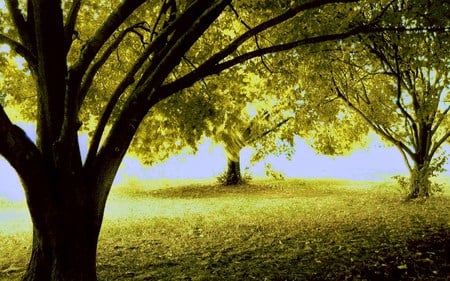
408,162,431,199
23,227,98,281
225,156,243,186
21,180,101,281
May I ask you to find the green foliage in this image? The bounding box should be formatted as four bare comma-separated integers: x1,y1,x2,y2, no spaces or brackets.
429,152,449,178
392,174,445,197
302,0,450,191
0,92,5,106
391,175,410,195
1,0,396,170
130,90,215,165
264,163,285,180
0,49,35,121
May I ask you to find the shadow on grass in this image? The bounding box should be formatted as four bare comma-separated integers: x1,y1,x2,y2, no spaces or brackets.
114,179,374,200
146,183,285,199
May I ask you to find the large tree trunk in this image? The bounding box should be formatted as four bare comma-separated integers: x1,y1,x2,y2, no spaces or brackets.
20,175,105,281
225,155,242,186
408,162,431,199
23,226,98,281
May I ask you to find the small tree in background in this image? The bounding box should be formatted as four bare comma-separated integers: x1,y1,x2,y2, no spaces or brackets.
307,0,450,198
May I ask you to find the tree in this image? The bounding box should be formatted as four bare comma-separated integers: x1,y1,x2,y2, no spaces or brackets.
196,66,296,186
134,69,295,186
0,0,391,279
216,103,293,185
308,0,450,198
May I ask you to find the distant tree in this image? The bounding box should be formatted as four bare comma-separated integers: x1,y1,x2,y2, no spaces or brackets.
1,0,391,279
308,0,450,198
134,71,295,186
215,104,293,185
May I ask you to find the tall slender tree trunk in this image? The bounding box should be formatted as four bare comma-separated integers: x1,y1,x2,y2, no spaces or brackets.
408,122,433,199
225,155,242,185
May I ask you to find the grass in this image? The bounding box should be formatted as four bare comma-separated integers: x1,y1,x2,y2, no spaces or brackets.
0,178,449,280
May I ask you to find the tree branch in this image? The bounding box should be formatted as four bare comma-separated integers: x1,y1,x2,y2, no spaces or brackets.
205,0,360,75
84,0,223,167
0,105,47,196
160,25,375,99
133,0,230,95
334,78,415,159
393,70,419,149
395,145,413,172
431,105,450,135
64,0,81,54
83,41,156,168
0,33,37,68
228,3,274,72
5,0,32,50
150,0,177,42
78,22,151,107
70,0,147,80
250,117,292,143
430,130,450,160
0,105,65,232
86,0,231,219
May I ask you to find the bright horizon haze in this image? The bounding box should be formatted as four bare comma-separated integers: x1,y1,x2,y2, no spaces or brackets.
1,124,449,201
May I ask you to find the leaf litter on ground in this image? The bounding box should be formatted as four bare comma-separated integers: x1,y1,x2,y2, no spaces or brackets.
0,179,449,280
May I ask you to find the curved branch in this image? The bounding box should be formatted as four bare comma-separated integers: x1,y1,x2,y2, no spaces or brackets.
151,0,177,41
0,105,46,195
431,105,450,134
0,105,63,232
430,130,450,159
5,0,32,49
249,117,293,144
204,0,359,74
78,22,151,106
229,3,274,72
160,25,373,99
334,79,415,159
83,0,211,165
83,42,156,167
395,145,413,172
70,0,147,79
87,0,231,212
85,0,228,166
64,0,82,53
392,43,418,144
133,0,230,93
0,33,37,68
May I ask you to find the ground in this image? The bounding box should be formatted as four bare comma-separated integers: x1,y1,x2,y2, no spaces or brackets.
0,179,449,280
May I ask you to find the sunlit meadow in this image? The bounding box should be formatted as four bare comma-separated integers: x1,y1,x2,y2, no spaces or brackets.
0,131,449,280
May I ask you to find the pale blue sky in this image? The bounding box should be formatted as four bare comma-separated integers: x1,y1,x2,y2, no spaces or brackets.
115,135,416,182
1,124,449,201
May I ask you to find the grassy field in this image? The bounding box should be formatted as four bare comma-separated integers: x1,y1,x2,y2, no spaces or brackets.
0,179,449,280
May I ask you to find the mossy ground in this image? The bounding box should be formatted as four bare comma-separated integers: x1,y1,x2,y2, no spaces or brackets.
1,179,449,280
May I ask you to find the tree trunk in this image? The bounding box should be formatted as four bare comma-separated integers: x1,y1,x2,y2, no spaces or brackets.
408,163,431,199
21,180,102,281
225,156,242,185
22,228,98,281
